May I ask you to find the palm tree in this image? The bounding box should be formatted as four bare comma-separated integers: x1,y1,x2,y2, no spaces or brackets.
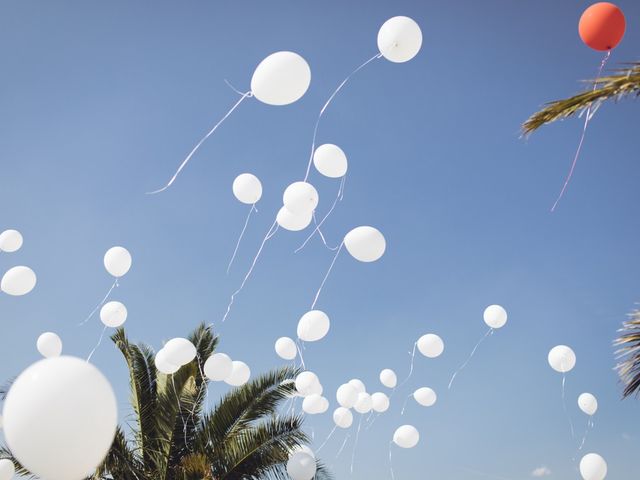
1,324,331,480
523,62,640,135
615,310,640,399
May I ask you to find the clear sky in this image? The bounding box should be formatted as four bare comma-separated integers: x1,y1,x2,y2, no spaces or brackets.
1,0,640,478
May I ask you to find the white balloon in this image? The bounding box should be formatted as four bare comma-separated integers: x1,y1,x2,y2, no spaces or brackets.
344,226,386,262
291,445,316,459
380,368,397,388
414,387,437,407
348,378,366,394
377,16,423,63
333,407,353,428
103,246,132,278
283,182,319,215
295,371,320,397
155,348,180,375
417,334,444,358
3,357,117,480
336,383,358,408
276,206,312,232
580,453,607,480
371,392,390,413
232,173,262,204
302,394,326,415
251,51,311,106
297,310,330,342
204,353,233,381
354,392,372,414
483,304,508,329
578,393,598,416
100,301,128,328
37,332,62,358
548,345,576,373
0,459,15,480
1,266,36,296
0,229,23,253
313,144,348,178
275,337,297,360
164,338,197,366
286,451,316,480
225,361,251,386
393,424,420,448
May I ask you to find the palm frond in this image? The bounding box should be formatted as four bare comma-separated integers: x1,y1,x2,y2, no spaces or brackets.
91,427,147,480
0,377,15,401
615,309,640,398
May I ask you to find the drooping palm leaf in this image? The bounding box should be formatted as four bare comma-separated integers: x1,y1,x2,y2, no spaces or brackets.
615,309,640,398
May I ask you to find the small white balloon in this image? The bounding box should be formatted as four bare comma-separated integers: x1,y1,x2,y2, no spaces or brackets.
580,453,607,480
275,337,297,360
164,338,197,366
313,144,348,178
371,392,390,413
578,393,598,416
548,345,576,373
37,332,62,358
1,266,36,296
414,387,437,407
336,383,358,408
286,451,316,480
380,368,397,388
225,361,251,386
232,173,262,204
103,246,132,278
377,16,423,63
483,304,508,329
0,459,15,480
348,378,366,394
0,229,23,252
297,310,330,342
155,349,180,375
393,424,420,449
344,226,386,262
276,206,312,232
333,407,353,428
100,301,128,328
417,334,444,358
302,394,326,415
204,353,233,381
251,51,311,106
295,371,320,397
354,392,372,414
283,182,319,215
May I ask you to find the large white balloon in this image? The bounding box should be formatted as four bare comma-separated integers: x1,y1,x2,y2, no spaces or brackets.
291,445,316,459
1,266,36,296
354,392,373,414
336,383,358,408
283,182,319,215
371,392,390,413
417,334,444,358
295,371,320,397
276,206,312,232
225,361,251,386
0,229,23,253
548,345,576,373
393,425,420,449
155,348,180,375
313,144,348,178
377,16,423,63
100,301,128,328
578,393,598,416
286,451,316,480
104,246,131,278
483,304,508,329
0,459,15,480
204,353,233,381
333,407,353,428
232,173,262,204
380,368,397,388
275,337,297,360
302,394,327,415
251,51,311,106
37,332,62,358
3,357,117,480
297,310,330,342
344,226,386,262
580,453,607,480
164,338,197,366
414,387,437,407
348,378,366,394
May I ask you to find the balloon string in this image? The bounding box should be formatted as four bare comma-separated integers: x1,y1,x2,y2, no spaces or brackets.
576,416,594,456
303,53,383,181
296,340,307,370
448,328,494,389
78,278,119,326
86,325,108,362
227,204,258,274
335,432,351,459
349,415,363,475
389,442,395,480
550,51,611,212
316,425,337,453
222,220,278,323
561,373,576,440
148,91,252,194
400,394,411,416
310,241,344,309
397,342,418,390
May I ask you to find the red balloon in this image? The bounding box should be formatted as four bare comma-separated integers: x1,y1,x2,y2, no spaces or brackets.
579,2,626,51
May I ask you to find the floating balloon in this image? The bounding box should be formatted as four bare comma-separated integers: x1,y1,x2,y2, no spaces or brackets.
580,453,607,480
275,337,297,360
417,334,444,358
1,266,36,296
0,459,14,480
371,392,390,413
286,451,316,480
232,173,263,204
393,425,420,449
0,229,23,253
579,2,626,51
313,144,348,178
36,332,62,358
251,51,311,106
276,206,313,232
333,407,353,428
354,392,373,414
100,301,128,328
302,394,328,415
291,445,316,459
164,338,197,366
297,310,330,342
3,357,117,480
283,182,319,215
377,16,423,63
414,387,437,407
103,246,132,278
295,371,320,397
348,378,366,394
225,361,251,386
336,383,358,408
578,393,598,416
344,226,386,262
548,345,576,373
155,348,180,375
204,353,233,381
380,368,397,388
483,305,508,329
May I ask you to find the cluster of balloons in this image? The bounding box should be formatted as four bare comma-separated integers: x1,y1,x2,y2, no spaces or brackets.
0,229,37,296
332,378,390,429
97,246,132,328
294,371,329,415
204,352,251,387
155,337,197,374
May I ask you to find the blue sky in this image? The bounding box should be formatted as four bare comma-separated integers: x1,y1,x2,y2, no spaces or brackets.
1,0,640,478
